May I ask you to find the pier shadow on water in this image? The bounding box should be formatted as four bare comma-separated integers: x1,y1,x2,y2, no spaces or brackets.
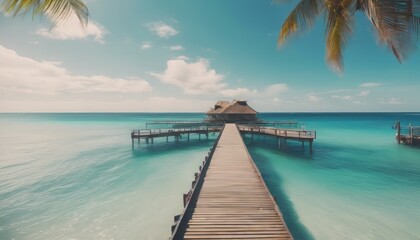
246,139,315,240
131,136,218,158
251,150,315,240
243,134,315,160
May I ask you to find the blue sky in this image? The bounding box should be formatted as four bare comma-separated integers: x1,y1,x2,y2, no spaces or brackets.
0,0,419,112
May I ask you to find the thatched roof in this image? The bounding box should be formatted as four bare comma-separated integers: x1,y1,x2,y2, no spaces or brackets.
207,100,257,115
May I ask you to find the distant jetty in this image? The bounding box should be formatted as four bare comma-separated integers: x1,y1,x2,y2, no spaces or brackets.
394,121,420,145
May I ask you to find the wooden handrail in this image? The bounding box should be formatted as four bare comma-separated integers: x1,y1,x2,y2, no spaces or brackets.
237,125,316,139
131,126,223,136
170,124,225,239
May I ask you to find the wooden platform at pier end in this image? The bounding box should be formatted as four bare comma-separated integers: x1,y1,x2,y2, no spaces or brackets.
172,123,292,239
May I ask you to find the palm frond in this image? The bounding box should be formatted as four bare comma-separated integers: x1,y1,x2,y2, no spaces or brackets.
1,0,88,25
325,0,355,72
359,0,419,61
278,0,324,45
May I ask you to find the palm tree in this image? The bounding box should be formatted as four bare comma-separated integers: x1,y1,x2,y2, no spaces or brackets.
279,0,420,72
1,0,88,25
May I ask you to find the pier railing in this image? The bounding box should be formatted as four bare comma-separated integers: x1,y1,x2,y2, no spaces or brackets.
237,120,299,128
400,126,420,137
145,121,223,129
131,126,222,138
238,125,316,139
170,125,225,239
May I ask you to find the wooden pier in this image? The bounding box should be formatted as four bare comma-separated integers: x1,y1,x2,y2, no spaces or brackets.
395,121,420,145
171,124,292,239
131,126,222,145
238,125,316,153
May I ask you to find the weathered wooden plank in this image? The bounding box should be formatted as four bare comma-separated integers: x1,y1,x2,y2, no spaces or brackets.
173,123,292,239
184,234,291,239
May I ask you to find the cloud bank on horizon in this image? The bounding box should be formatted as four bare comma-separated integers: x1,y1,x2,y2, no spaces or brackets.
0,0,418,112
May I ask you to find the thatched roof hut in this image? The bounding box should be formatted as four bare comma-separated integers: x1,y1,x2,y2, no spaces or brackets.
206,100,257,123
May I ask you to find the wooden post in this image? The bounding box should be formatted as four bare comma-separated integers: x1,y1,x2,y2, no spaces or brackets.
309,141,313,154
151,138,154,144
166,136,169,143
183,194,187,207
302,141,304,151
277,137,281,149
410,125,414,145
397,121,401,144
138,137,140,143
132,138,134,148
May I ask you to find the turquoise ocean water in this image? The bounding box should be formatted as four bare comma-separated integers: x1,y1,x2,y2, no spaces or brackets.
0,113,419,240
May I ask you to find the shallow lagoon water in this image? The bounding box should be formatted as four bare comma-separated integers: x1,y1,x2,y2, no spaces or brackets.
1,113,419,239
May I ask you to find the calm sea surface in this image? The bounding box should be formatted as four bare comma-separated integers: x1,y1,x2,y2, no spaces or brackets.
0,113,419,240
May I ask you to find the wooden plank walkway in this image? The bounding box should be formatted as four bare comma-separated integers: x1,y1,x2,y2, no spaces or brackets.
238,125,316,141
173,123,292,239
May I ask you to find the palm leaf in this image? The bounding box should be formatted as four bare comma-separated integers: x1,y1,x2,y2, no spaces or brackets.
359,0,419,61
278,0,324,45
1,0,88,25
325,0,355,72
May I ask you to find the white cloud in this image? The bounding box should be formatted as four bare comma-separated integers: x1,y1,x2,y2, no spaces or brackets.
170,45,184,51
331,95,352,100
358,91,370,96
150,57,258,97
150,58,225,94
203,48,217,54
35,13,106,43
265,83,289,95
378,97,405,105
143,97,214,112
147,21,178,38
0,45,151,95
220,88,257,97
307,92,320,102
360,82,381,88
176,55,189,61
140,42,152,49
1,98,213,113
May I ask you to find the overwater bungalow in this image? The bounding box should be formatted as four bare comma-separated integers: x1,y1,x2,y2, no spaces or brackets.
206,100,257,123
